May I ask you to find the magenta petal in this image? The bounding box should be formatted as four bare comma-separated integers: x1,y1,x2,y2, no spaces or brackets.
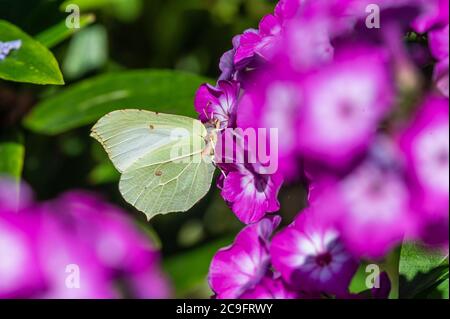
399,96,449,247
317,161,417,259
0,179,34,212
53,191,160,275
234,30,261,67
208,217,280,299
194,84,218,123
411,0,449,33
221,169,283,224
240,274,299,299
259,14,282,37
429,24,449,61
0,181,171,299
271,208,358,295
275,0,301,20
194,81,240,128
126,266,172,299
296,46,395,168
0,212,45,298
434,57,449,97
36,210,117,299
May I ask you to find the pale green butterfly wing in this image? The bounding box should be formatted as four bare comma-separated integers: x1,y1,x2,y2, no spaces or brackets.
91,109,216,220
90,110,198,173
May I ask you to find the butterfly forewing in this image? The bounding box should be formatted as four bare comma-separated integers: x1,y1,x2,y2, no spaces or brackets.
91,110,200,172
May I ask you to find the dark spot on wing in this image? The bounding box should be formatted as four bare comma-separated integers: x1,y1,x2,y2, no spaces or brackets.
155,170,163,176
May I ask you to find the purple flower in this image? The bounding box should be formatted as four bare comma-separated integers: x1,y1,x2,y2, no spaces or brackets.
429,25,449,61
279,17,334,71
237,70,302,179
218,36,241,81
411,0,449,33
234,15,282,69
208,217,280,299
316,161,416,259
215,129,284,224
0,179,33,212
274,0,302,20
49,193,171,298
194,80,240,128
296,46,394,168
52,192,162,276
433,57,449,98
0,212,45,298
125,265,173,299
429,24,449,97
271,208,358,295
35,210,116,299
217,0,301,81
399,96,449,247
232,0,304,71
372,272,392,299
0,179,171,299
220,165,283,224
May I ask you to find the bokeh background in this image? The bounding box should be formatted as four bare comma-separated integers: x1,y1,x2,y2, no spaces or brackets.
1,0,308,298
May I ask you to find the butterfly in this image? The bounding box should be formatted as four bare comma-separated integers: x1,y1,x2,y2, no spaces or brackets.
91,110,217,221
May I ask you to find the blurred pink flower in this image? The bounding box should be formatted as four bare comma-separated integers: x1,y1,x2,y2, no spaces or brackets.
271,208,358,295
0,211,45,298
314,161,417,259
296,46,394,168
429,24,449,97
399,96,449,247
0,179,171,299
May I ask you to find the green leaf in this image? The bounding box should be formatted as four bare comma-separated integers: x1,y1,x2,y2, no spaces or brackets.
35,14,96,49
349,263,371,294
0,20,64,85
435,278,449,299
24,70,211,135
383,247,401,299
62,25,108,80
399,241,449,298
410,266,449,299
0,133,25,180
89,160,119,185
163,236,234,297
400,242,447,280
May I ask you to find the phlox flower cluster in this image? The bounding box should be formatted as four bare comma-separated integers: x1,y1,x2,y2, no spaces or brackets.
194,0,449,299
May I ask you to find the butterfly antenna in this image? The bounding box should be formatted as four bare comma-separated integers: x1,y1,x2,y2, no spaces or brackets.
215,164,227,179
